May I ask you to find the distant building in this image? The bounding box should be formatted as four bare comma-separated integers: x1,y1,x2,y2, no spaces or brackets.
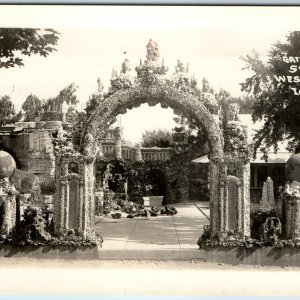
101,127,172,161
0,120,172,180
191,114,290,202
0,121,59,178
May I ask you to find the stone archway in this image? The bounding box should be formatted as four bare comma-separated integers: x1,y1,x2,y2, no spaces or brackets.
79,40,225,239
54,39,251,242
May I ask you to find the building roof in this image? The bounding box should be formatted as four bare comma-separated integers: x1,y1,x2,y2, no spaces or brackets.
192,114,292,165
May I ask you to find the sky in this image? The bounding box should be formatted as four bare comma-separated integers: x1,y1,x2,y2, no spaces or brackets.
0,6,299,142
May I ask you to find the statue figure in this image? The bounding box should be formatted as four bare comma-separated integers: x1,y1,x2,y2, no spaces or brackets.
103,163,113,189
229,103,240,121
61,100,69,122
175,59,186,73
146,39,160,62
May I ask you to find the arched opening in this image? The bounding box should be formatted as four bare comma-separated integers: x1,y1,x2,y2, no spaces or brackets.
53,39,251,243
81,82,225,240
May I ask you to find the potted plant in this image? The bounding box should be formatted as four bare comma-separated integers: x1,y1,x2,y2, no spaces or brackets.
143,184,163,207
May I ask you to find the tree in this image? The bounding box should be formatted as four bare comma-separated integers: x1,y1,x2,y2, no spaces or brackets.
0,95,22,126
43,83,79,112
141,129,174,148
22,94,44,121
172,115,208,159
241,31,300,154
0,28,59,69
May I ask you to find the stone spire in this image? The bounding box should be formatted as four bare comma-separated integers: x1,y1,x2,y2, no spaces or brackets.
111,67,117,79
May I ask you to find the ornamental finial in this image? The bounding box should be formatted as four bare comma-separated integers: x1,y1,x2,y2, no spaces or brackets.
146,39,160,62
175,59,186,73
111,67,118,79
121,58,131,74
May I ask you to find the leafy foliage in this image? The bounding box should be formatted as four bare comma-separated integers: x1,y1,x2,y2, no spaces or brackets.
22,94,44,121
142,129,174,148
40,178,56,195
43,82,79,113
241,31,300,154
0,28,59,68
0,95,22,126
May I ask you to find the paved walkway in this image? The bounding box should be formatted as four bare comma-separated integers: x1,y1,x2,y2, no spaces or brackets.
96,202,210,250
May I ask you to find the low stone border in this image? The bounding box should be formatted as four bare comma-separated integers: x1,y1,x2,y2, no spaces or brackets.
201,245,300,266
2,244,300,266
0,244,100,260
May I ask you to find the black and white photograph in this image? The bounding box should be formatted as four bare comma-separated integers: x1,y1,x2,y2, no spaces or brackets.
1,4,300,296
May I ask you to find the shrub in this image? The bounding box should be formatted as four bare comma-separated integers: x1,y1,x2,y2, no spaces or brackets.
40,179,56,195
11,169,36,193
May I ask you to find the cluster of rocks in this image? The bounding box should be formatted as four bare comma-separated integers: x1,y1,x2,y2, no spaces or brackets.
104,199,177,219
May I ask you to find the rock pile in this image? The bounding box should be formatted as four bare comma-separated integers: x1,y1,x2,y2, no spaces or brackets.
103,198,177,219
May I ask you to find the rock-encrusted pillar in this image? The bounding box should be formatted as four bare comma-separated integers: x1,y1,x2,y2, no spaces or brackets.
54,152,96,238
285,194,300,241
217,119,251,240
239,162,251,237
83,161,96,237
209,157,226,238
0,194,17,237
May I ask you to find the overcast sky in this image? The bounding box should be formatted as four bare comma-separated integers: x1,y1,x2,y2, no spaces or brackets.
0,6,298,142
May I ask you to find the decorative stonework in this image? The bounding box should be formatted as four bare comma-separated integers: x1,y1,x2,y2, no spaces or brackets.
54,152,96,239
280,181,300,241
77,39,254,242
0,179,17,237
261,177,275,212
51,39,252,243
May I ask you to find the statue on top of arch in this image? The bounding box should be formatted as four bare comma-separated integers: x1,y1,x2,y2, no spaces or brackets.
135,39,169,87
146,39,160,62
172,58,198,95
109,58,133,94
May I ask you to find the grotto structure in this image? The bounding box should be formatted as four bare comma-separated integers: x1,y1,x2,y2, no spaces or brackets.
53,39,252,242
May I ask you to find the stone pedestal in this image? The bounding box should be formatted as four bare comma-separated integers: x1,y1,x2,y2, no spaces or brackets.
54,154,96,239
213,160,250,240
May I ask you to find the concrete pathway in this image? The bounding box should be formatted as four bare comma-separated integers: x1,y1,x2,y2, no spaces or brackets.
96,202,210,250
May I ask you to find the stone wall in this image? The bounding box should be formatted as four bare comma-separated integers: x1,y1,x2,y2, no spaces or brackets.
0,129,55,178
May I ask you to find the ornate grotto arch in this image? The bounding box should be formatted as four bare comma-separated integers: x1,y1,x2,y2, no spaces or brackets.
79,39,226,238
54,39,251,242
81,84,224,159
